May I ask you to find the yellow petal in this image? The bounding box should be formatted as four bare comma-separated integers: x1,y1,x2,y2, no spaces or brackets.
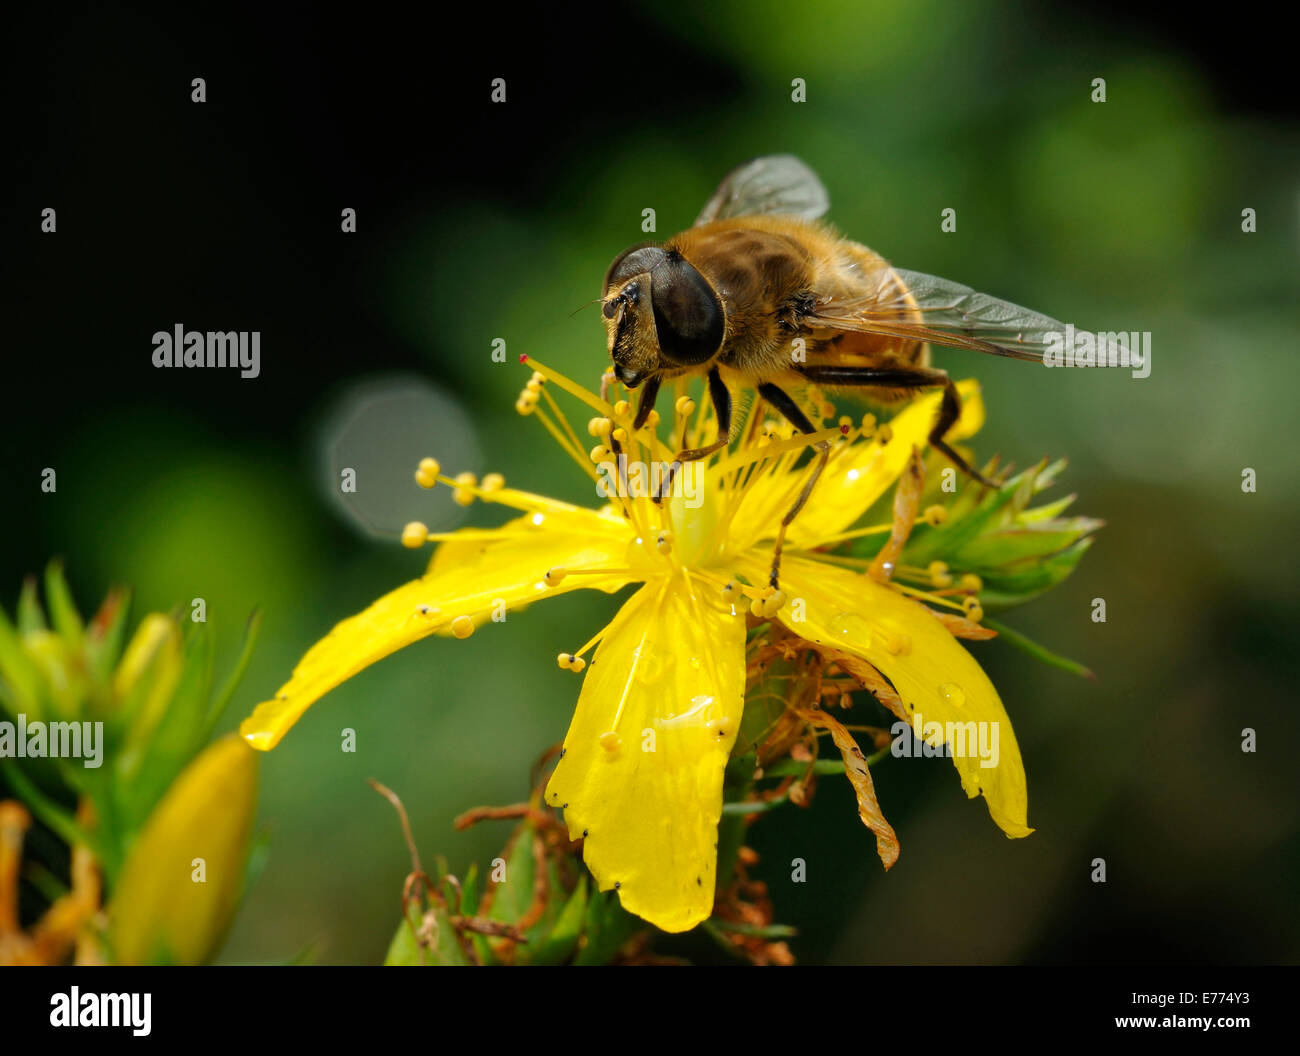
240,507,637,750
725,380,984,552
743,552,1031,839
544,575,747,933
109,735,258,965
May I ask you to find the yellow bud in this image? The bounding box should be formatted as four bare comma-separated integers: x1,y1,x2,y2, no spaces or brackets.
109,735,258,965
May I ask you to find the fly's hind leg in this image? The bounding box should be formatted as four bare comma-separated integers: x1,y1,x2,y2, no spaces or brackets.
796,364,996,488
654,367,730,503
755,382,831,592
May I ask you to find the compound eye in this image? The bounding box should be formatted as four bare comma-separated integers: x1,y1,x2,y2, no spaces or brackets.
650,253,724,366
604,244,666,292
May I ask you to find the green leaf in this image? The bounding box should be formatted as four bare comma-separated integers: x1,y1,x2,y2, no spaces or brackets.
118,621,217,832
574,887,642,965
528,874,588,965
203,609,261,740
43,562,84,648
983,617,1095,680
16,577,47,635
383,898,472,966
0,604,45,719
1,761,115,870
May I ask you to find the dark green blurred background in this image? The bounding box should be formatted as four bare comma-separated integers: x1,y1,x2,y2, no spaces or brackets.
4,1,1297,964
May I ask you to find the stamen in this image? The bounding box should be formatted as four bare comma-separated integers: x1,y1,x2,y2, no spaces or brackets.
452,472,478,507
401,521,428,548
450,615,475,638
415,457,441,489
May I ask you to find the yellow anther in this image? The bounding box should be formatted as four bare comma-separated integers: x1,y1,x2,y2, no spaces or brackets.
530,371,545,386
587,416,604,437
401,521,428,548
452,471,478,507
526,377,543,394
655,530,674,554
962,596,984,622
544,567,568,587
589,444,611,463
599,731,622,752
763,589,787,616
614,400,630,416
644,409,661,429
928,559,952,588
749,597,765,617
838,693,853,710
820,401,837,419
480,472,505,493
960,573,983,592
877,424,894,444
923,504,948,526
675,396,696,416
860,412,876,436
838,415,854,432
515,394,537,416
451,615,475,639
569,656,586,673
557,652,572,670
611,427,628,444
721,578,741,599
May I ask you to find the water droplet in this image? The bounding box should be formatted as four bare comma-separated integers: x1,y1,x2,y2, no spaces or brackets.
883,632,911,656
634,644,664,684
939,682,966,708
830,611,871,646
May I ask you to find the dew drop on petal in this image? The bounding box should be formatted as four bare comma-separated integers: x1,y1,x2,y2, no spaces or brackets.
883,631,911,656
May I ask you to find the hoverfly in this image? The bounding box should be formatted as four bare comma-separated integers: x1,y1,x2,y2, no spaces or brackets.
600,155,1066,588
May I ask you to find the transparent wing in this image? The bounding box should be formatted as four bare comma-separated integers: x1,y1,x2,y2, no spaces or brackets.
695,155,830,225
806,267,1065,363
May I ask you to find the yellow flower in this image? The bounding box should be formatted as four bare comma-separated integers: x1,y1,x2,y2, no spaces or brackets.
240,359,1030,933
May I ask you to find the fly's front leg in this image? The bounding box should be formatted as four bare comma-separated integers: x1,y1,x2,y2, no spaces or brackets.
755,382,830,592
655,367,730,503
